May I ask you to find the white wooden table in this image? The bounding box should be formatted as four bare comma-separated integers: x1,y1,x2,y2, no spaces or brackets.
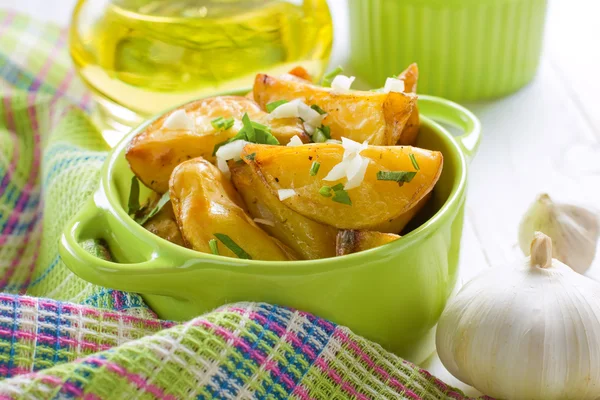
4,0,600,396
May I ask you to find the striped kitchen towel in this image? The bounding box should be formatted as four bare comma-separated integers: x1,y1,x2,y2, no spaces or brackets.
0,10,490,399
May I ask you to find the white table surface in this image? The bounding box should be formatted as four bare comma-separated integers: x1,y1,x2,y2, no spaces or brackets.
3,0,600,396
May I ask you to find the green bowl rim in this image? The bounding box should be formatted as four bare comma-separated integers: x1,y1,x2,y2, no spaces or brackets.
100,92,468,270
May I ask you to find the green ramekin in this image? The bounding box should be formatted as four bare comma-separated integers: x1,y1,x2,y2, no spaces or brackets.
349,0,548,101
59,94,480,364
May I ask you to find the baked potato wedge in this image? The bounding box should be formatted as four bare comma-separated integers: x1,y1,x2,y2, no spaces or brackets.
241,143,442,229
244,67,312,99
399,63,418,94
126,96,309,193
397,63,420,146
253,74,416,145
230,163,337,260
288,66,313,82
142,202,185,247
372,193,431,234
169,158,295,261
336,230,401,256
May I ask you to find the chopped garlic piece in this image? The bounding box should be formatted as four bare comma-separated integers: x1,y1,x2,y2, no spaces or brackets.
287,135,304,147
346,152,365,180
269,99,303,119
253,218,275,227
278,189,297,201
297,102,323,127
303,122,316,135
269,99,324,128
383,77,405,93
215,140,250,161
216,157,230,179
331,75,356,92
345,156,370,190
341,137,368,159
323,159,350,181
322,136,370,188
163,109,194,130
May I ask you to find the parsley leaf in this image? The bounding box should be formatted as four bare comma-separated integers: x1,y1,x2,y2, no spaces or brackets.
135,192,171,226
409,153,420,170
209,239,219,255
376,171,417,183
332,188,352,205
266,100,288,113
309,161,320,176
321,66,344,87
128,176,140,216
214,233,252,259
212,113,280,155
211,117,234,131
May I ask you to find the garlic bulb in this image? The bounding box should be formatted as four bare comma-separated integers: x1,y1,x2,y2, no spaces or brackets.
436,232,600,400
519,193,599,274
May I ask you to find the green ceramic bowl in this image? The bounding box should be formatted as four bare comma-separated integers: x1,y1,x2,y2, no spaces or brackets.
59,95,480,363
349,0,548,101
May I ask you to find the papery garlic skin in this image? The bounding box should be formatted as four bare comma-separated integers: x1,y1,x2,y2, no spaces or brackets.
519,193,599,274
436,233,600,400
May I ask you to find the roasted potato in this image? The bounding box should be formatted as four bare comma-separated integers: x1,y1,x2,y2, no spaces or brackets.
244,67,311,99
142,202,185,247
397,63,420,146
169,158,295,261
241,143,443,230
253,74,416,145
230,163,337,259
126,96,309,193
336,230,401,256
399,63,418,94
373,193,431,233
287,66,313,82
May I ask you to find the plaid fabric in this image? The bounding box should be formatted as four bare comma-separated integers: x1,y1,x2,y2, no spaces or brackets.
0,10,490,399
0,9,153,315
0,297,489,400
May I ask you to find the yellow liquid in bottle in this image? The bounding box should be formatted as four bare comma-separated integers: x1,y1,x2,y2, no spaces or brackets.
70,0,333,134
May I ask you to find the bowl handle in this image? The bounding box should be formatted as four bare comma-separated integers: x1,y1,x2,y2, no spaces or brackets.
418,95,481,161
59,194,180,296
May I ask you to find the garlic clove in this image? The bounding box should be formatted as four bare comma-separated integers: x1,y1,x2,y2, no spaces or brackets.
530,231,552,268
518,193,599,274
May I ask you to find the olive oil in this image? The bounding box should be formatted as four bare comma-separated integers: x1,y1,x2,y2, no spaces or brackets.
70,0,332,134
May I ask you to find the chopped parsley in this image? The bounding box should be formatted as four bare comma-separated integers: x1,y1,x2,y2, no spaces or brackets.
312,125,331,143
135,192,171,226
245,152,256,161
310,104,327,115
409,153,420,170
309,161,321,176
242,113,258,142
209,239,219,255
213,112,279,155
127,176,140,215
321,66,344,87
128,177,171,225
319,186,332,197
332,188,352,205
376,171,417,183
266,100,288,113
211,116,234,131
319,183,351,205
214,233,252,259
